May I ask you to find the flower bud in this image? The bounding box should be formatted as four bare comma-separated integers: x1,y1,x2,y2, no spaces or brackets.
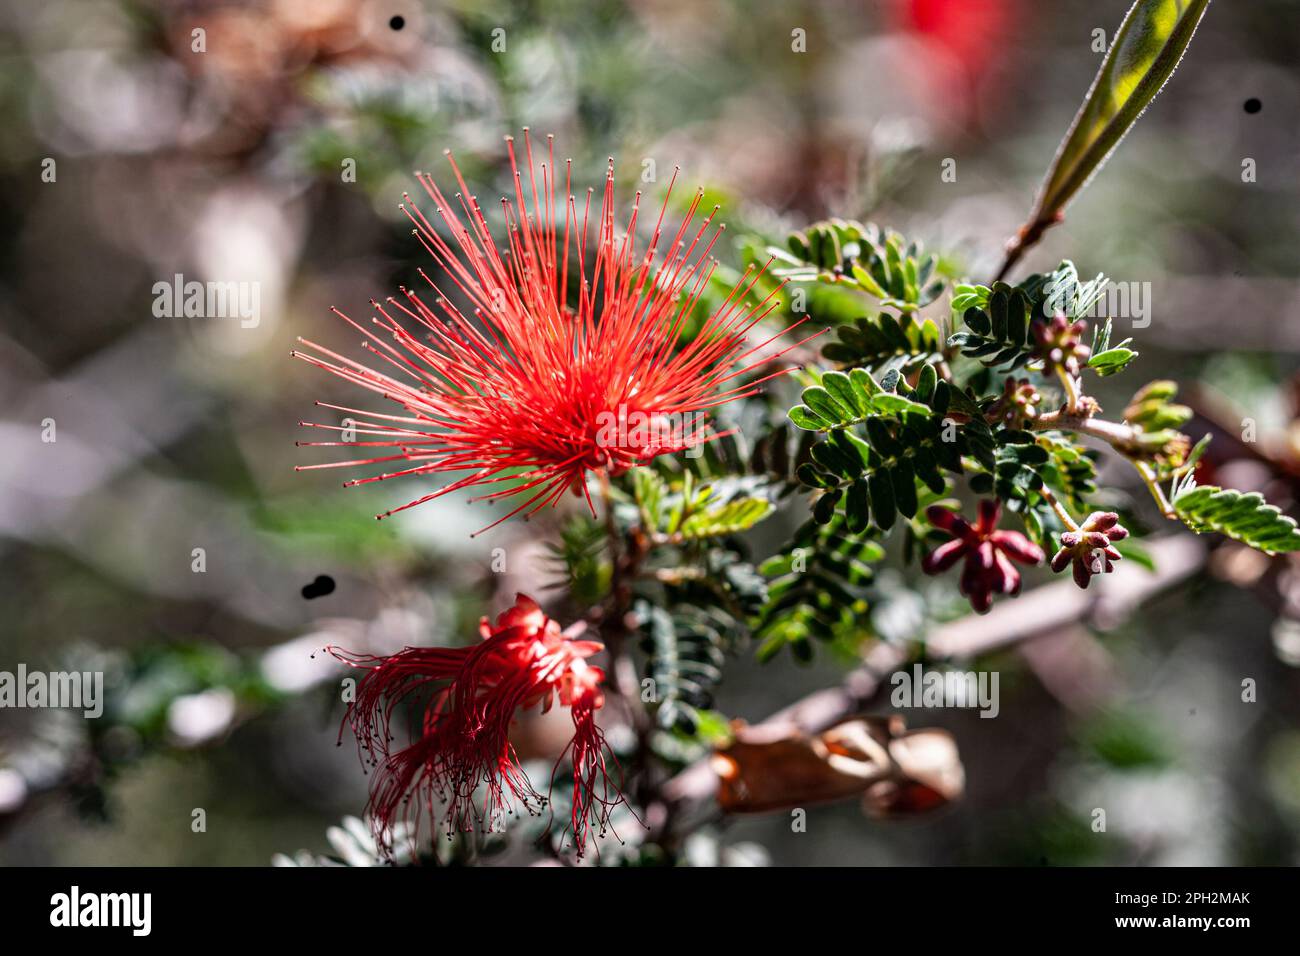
1050,511,1129,589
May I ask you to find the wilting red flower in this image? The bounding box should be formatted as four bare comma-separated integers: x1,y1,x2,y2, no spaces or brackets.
295,131,809,532
922,500,1044,613
328,593,622,857
1050,511,1129,589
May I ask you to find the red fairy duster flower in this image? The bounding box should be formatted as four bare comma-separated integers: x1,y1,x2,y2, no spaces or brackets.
922,500,1044,613
294,131,809,532
328,593,622,857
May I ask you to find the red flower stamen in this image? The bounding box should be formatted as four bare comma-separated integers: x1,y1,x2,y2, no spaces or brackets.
328,593,623,857
295,131,813,533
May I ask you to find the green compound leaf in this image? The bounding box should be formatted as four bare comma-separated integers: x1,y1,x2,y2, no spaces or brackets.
635,600,725,735
1173,485,1300,554
779,220,946,313
790,371,994,534
820,311,944,374
677,496,774,540
754,517,886,662
633,469,776,542
947,281,1035,370
789,369,932,431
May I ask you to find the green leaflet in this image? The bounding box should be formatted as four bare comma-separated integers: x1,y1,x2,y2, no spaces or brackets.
820,311,944,373
1173,485,1300,554
678,496,774,540
790,369,994,533
790,369,933,431
635,469,775,541
1087,347,1138,376
776,220,946,313
754,517,886,662
544,515,611,606
950,283,990,314
1032,0,1211,224
948,283,1033,370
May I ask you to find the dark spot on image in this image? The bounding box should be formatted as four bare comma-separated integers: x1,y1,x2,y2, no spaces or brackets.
389,15,406,31
302,575,336,600
1243,98,1261,114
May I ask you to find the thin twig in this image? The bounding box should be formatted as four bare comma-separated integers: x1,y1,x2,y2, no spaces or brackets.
659,534,1206,823
1031,408,1141,452
993,214,1061,284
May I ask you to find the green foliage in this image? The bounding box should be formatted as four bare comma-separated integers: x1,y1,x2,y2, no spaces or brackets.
1032,433,1101,511
1030,0,1213,224
1124,380,1191,431
629,469,770,733
790,367,934,430
968,430,1098,523
545,515,611,605
635,600,725,734
679,496,773,540
790,366,995,531
950,282,990,314
1035,260,1110,321
1087,317,1138,376
633,469,775,542
819,311,944,373
1172,485,1300,554
949,261,1120,374
948,282,1035,370
1079,709,1174,771
633,465,667,527
634,550,767,733
774,220,945,312
754,517,886,662
969,429,1051,502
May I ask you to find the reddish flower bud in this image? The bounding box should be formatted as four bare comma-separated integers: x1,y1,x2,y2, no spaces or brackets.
986,376,1041,429
328,594,624,857
922,500,1045,614
1049,511,1128,589
1031,312,1091,377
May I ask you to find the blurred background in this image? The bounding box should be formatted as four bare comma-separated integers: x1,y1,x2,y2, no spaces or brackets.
2,0,1300,866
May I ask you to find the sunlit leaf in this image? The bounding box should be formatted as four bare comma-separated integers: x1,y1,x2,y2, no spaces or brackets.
1033,0,1211,222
